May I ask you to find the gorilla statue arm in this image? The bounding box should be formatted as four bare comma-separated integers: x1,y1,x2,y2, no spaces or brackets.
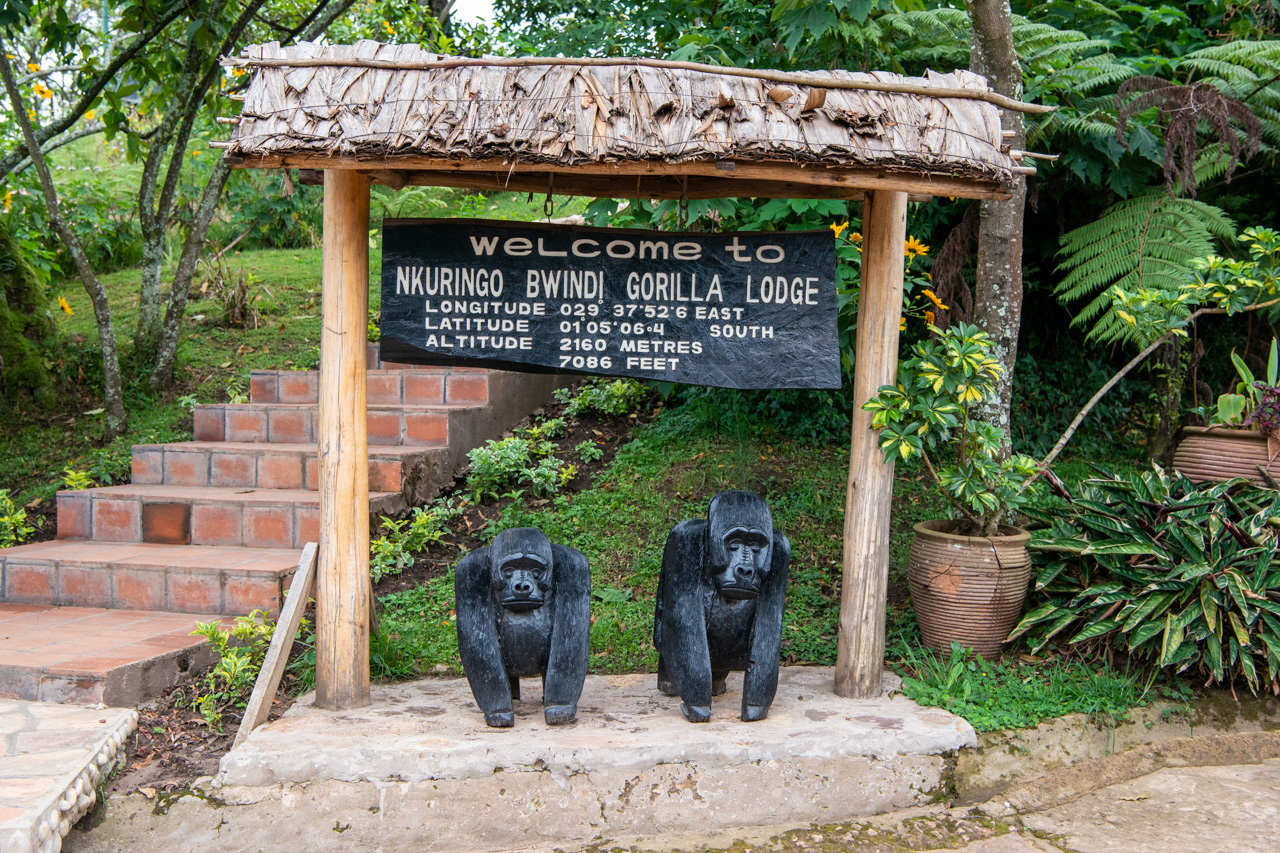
543,544,590,724
655,519,714,721
454,545,514,727
741,530,789,722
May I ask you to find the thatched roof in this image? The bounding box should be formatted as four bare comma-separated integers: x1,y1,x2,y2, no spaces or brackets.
220,41,1032,201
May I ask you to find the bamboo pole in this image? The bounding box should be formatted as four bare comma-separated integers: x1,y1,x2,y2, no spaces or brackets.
316,169,371,710
834,189,908,699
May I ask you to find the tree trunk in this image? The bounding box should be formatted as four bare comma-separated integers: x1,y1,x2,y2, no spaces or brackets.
0,53,126,437
967,0,1026,445
150,157,233,390
1146,337,1186,463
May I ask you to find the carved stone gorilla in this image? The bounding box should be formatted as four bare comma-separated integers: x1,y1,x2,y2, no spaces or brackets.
455,527,590,727
654,490,790,723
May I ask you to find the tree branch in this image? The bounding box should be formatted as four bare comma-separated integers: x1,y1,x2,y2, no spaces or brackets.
0,0,187,182
11,124,104,174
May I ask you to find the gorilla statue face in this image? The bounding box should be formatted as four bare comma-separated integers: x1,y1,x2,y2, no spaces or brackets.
708,491,774,600
491,528,555,612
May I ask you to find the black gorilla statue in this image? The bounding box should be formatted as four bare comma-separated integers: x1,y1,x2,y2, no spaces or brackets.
654,490,790,723
455,527,590,727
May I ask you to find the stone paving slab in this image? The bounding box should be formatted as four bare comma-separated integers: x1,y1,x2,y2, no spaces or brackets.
0,604,229,705
221,665,977,786
1022,757,1280,853
0,698,136,853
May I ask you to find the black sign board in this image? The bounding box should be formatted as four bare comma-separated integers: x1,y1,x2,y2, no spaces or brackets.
379,219,839,390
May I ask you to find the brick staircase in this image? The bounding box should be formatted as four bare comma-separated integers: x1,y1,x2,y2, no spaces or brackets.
0,347,566,703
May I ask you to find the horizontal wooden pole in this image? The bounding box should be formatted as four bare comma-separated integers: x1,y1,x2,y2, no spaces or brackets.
222,54,1055,114
227,154,1012,201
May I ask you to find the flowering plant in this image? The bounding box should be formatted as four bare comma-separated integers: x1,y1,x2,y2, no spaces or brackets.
863,322,1038,537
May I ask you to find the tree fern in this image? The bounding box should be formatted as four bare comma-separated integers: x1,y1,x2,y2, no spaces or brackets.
1055,191,1236,344
1181,41,1280,146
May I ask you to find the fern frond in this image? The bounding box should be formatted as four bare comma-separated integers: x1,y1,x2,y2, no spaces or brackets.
1055,192,1236,344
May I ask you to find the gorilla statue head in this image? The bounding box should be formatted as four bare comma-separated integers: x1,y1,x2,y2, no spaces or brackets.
490,527,555,612
707,490,774,600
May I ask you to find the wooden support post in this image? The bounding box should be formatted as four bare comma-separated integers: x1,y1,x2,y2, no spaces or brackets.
834,189,908,699
316,170,371,710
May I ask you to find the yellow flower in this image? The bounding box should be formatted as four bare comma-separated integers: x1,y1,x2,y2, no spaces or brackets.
921,289,950,311
85,109,95,121
899,318,907,331
924,309,936,325
830,221,849,239
33,81,53,100
27,109,35,121
57,296,74,315
191,150,202,157
383,20,394,34
850,231,862,242
26,63,40,73
231,66,246,77
3,189,10,212
904,235,929,258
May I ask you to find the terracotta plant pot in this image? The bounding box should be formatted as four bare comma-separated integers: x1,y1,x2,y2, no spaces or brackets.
907,520,1032,660
1172,426,1280,487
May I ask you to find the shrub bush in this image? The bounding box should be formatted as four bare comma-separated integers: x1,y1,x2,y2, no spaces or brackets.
1012,466,1280,694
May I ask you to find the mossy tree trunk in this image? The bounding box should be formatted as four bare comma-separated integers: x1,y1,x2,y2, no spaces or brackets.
0,53,127,438
0,217,54,408
968,0,1027,450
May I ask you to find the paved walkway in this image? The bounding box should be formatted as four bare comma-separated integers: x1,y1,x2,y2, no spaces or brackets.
0,604,227,705
1,698,136,853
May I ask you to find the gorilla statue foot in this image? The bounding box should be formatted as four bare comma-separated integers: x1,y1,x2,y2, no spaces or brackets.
545,704,578,725
680,703,711,723
742,704,768,722
484,710,515,728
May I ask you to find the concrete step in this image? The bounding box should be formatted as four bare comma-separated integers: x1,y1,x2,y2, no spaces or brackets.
55,485,402,551
131,441,446,500
0,541,298,615
0,602,232,704
193,402,481,447
248,368,488,407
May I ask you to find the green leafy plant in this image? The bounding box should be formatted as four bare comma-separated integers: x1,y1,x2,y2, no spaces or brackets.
60,468,94,491
371,498,466,583
863,322,1038,536
0,489,34,547
520,417,567,442
191,611,277,731
466,437,566,503
1055,191,1236,345
897,641,1160,732
592,585,633,604
555,378,645,418
1011,466,1280,694
576,440,604,463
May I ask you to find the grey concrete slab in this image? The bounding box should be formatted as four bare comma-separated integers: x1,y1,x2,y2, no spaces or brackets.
221,666,976,787
0,699,136,853
1023,758,1280,853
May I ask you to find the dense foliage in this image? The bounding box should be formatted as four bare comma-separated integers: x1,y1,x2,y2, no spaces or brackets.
1013,467,1280,694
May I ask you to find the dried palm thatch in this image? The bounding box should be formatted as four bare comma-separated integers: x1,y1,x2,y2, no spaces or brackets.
219,41,1031,201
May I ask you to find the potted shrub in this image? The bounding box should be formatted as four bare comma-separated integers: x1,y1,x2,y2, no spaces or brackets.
864,322,1038,658
1174,339,1280,486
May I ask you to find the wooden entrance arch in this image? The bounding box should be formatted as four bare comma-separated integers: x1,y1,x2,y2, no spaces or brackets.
218,42,1039,709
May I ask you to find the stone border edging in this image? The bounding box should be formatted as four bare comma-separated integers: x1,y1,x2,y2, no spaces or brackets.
1,707,137,853
979,730,1280,817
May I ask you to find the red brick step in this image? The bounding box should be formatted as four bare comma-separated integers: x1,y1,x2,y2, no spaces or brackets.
0,603,234,704
56,485,402,550
248,369,480,406
0,541,298,616
193,403,476,447
131,441,445,499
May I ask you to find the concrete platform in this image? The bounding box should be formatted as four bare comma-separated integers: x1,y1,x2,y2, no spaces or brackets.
1,698,136,853
201,666,975,852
